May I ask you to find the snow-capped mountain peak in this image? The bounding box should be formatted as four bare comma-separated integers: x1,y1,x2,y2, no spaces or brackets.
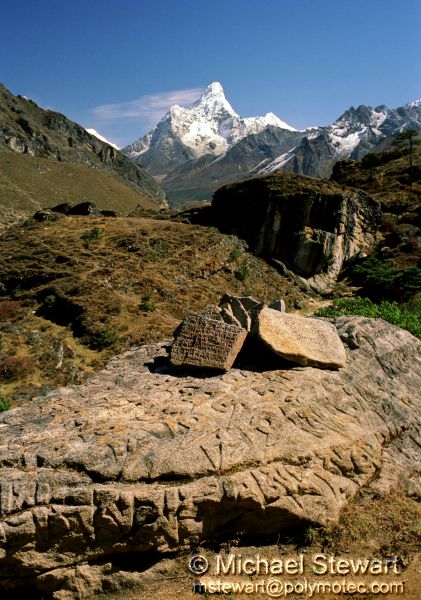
406,98,421,108
191,81,237,116
123,82,296,162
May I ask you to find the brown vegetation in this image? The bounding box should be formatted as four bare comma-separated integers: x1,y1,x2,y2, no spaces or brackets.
0,214,308,403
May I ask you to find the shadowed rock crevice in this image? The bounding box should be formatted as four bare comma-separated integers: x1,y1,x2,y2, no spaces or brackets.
197,497,311,542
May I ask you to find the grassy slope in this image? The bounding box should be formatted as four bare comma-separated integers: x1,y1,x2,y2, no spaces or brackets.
0,152,161,230
0,214,308,403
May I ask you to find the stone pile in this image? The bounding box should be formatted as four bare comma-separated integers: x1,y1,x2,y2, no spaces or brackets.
170,294,346,371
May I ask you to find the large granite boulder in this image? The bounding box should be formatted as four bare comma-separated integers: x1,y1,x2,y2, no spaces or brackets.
0,317,420,595
211,174,381,283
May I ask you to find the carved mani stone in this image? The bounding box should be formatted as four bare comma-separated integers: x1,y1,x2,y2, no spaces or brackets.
256,308,346,369
170,314,247,371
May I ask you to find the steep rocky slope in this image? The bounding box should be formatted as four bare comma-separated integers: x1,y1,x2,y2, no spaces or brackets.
0,84,166,227
0,316,419,596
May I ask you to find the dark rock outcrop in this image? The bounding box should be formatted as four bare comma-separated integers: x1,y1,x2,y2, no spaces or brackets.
211,173,381,283
0,317,419,595
67,202,103,216
33,209,59,222
48,202,120,217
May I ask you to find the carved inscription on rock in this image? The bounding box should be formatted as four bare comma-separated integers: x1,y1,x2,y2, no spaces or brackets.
170,314,247,371
257,308,346,369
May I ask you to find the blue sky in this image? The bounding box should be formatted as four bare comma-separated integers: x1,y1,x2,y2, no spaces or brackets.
1,0,420,147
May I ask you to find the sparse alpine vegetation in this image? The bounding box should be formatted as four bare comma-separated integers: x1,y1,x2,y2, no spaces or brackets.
316,297,421,339
0,214,307,404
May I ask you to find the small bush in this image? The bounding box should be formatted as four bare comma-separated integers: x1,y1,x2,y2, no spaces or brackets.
234,261,250,281
0,356,35,381
229,242,243,262
26,331,40,345
139,292,157,312
0,396,11,412
303,525,323,546
0,300,22,321
140,238,170,261
81,226,104,248
89,328,118,350
349,254,421,301
316,297,421,339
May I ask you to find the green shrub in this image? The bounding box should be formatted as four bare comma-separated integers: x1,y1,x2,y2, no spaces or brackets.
229,242,243,262
350,254,421,301
139,292,157,312
316,297,421,339
81,226,104,248
90,328,118,350
0,396,11,412
234,261,250,281
140,238,170,261
398,266,421,298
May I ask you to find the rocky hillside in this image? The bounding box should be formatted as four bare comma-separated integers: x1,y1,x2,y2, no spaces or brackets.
331,140,421,271
0,84,166,228
0,213,311,404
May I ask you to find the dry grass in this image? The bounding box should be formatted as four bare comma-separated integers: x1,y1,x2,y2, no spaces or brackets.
0,214,306,403
0,152,160,230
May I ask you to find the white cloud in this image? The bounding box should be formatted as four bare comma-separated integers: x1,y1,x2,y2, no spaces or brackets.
91,86,204,130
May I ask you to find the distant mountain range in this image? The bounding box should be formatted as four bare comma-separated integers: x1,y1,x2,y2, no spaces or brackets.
122,83,421,205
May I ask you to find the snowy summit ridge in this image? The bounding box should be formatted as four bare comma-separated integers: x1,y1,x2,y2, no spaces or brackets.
85,128,120,150
124,82,296,159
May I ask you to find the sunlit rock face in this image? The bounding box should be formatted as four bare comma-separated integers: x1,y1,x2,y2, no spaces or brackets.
211,173,381,282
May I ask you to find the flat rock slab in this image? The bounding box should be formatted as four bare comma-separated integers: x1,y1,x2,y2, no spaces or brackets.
257,308,347,368
170,314,247,371
0,318,420,595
